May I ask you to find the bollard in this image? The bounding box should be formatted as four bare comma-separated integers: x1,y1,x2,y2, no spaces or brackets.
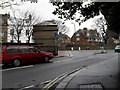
78,47,81,51
71,47,74,51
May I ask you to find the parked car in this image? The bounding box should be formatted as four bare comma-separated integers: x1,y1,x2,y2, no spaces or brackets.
115,45,120,53
0,46,53,67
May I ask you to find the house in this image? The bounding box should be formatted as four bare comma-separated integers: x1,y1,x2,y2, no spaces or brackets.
113,35,120,44
0,14,10,42
71,28,103,44
86,29,103,43
58,32,71,47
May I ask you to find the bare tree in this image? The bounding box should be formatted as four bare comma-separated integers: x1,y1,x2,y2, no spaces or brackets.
24,11,43,43
9,10,26,43
53,20,70,48
93,17,109,44
54,20,70,34
9,9,43,43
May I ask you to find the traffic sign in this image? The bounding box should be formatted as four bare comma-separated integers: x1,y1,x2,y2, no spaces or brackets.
54,33,58,37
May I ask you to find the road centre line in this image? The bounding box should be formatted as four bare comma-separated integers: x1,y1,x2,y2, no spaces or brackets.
1,65,34,72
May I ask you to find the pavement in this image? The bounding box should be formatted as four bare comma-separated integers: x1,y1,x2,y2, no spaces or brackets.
53,52,119,90
56,50,97,57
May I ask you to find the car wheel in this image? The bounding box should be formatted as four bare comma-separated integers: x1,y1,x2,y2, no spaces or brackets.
44,56,50,63
13,59,21,67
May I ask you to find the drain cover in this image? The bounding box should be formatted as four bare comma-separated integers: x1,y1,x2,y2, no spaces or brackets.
79,84,103,90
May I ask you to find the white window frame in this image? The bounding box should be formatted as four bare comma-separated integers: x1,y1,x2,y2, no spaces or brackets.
76,38,80,41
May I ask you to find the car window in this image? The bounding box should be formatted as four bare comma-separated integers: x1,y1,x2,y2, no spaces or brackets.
20,47,28,53
115,45,120,48
6,47,18,53
117,45,120,48
29,47,39,53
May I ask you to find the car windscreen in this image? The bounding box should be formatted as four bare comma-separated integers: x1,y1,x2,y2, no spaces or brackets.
116,45,120,48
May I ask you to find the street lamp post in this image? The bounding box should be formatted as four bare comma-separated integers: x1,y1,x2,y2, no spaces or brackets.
54,32,58,55
71,22,76,46
71,22,76,33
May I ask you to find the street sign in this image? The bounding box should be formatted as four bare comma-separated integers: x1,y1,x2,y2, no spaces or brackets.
54,32,58,37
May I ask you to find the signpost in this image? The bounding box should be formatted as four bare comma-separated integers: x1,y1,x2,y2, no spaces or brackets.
54,32,58,37
54,32,58,55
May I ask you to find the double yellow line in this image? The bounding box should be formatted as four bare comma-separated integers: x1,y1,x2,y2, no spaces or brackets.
41,73,67,90
41,68,81,90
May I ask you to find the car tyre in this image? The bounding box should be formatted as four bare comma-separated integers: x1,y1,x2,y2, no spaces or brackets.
12,59,21,67
44,56,50,63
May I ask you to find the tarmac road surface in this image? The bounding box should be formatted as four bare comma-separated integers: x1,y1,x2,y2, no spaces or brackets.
1,50,118,89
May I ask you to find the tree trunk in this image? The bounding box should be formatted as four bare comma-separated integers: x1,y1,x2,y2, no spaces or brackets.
104,39,108,44
28,37,30,43
17,35,20,43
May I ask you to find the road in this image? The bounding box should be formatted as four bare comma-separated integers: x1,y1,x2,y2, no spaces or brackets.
2,50,119,89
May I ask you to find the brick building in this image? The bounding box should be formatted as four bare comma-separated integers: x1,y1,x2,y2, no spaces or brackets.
71,28,103,44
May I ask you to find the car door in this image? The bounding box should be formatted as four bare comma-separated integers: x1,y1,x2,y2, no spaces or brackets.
19,47,31,63
4,47,19,61
28,47,42,62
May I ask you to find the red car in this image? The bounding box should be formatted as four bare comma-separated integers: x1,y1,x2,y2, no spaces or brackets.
0,46,53,66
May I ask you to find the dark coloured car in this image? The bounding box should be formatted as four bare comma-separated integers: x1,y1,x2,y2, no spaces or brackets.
115,45,120,53
0,46,53,66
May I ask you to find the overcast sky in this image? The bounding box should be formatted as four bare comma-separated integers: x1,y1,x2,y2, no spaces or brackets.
1,0,103,37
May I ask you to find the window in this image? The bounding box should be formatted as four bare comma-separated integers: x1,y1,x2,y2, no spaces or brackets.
76,38,80,41
76,33,80,36
20,47,28,53
6,47,18,53
95,39,98,41
29,47,39,53
87,33,89,36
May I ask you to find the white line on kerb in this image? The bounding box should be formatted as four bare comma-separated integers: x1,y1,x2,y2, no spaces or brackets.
24,85,35,89
68,52,73,57
1,65,34,72
18,85,35,90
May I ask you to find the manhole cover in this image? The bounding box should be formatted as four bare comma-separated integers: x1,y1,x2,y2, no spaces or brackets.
79,84,103,90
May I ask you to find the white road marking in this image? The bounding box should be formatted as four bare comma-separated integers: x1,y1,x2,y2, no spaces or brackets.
53,61,61,63
23,85,35,89
67,52,73,57
1,65,34,72
18,85,35,90
41,80,52,84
